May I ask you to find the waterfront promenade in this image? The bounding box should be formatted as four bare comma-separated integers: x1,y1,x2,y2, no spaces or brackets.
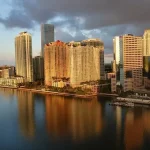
0,86,118,98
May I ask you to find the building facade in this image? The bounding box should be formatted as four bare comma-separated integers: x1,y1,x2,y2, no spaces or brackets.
44,39,104,88
44,40,70,87
113,36,123,82
15,32,33,82
0,66,15,78
0,77,24,87
41,24,54,57
33,56,44,81
113,36,121,72
143,56,150,88
69,39,104,87
143,29,150,56
119,34,143,91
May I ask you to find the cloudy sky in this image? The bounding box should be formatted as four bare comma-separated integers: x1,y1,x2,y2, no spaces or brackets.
0,0,150,65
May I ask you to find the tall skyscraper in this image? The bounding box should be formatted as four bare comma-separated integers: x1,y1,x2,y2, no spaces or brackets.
33,56,44,81
69,39,104,87
113,36,121,72
44,39,104,88
44,40,70,87
41,24,54,57
143,29,150,56
119,34,143,91
15,32,33,82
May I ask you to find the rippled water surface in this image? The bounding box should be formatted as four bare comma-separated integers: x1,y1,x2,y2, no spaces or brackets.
0,88,150,150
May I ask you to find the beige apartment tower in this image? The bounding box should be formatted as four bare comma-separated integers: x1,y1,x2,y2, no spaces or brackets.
120,34,143,91
44,40,70,87
69,39,104,87
15,32,33,82
44,39,104,88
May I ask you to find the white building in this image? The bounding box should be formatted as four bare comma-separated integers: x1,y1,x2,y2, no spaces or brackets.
0,77,24,87
15,32,33,82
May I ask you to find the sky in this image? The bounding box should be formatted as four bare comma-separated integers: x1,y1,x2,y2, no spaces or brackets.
0,0,150,65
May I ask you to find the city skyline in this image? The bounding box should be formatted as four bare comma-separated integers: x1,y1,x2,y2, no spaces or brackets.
1,0,150,65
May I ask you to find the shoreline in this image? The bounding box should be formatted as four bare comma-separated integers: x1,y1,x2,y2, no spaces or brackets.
0,86,118,99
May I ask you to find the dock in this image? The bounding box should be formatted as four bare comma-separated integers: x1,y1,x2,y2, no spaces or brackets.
115,97,150,105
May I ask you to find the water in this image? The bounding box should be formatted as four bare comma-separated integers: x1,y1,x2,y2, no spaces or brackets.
0,89,150,150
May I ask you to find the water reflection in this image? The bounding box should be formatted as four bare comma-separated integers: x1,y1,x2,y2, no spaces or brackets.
116,106,122,148
17,91,35,138
0,88,17,99
124,109,150,150
45,95,103,142
1,88,150,149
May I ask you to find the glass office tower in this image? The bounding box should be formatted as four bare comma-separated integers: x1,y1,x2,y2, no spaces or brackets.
41,24,54,57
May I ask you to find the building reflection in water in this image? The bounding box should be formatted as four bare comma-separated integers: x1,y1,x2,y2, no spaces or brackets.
17,91,35,139
116,106,122,148
45,95,103,142
0,88,17,99
124,109,150,150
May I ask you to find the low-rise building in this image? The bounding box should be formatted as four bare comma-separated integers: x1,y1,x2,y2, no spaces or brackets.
0,66,15,78
106,72,116,93
143,56,150,88
124,78,133,92
144,77,150,89
0,77,24,87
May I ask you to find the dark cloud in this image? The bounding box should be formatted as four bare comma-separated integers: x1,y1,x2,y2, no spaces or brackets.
1,0,150,62
55,28,86,42
3,0,150,29
0,9,34,28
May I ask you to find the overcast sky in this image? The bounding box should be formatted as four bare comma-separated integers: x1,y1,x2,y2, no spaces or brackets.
0,0,150,65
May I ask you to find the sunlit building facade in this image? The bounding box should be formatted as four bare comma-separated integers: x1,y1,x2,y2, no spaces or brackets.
15,32,33,82
113,36,121,72
44,41,70,87
69,39,104,87
143,29,150,56
44,39,104,88
119,34,143,91
113,36,122,81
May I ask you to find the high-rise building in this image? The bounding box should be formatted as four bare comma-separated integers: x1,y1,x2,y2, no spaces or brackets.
113,36,122,81
41,24,54,57
44,39,104,88
113,36,121,71
33,56,44,81
119,34,143,91
143,29,150,56
69,39,104,87
44,40,70,87
15,32,33,82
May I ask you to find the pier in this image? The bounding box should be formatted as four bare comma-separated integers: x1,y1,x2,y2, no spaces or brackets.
115,97,150,105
